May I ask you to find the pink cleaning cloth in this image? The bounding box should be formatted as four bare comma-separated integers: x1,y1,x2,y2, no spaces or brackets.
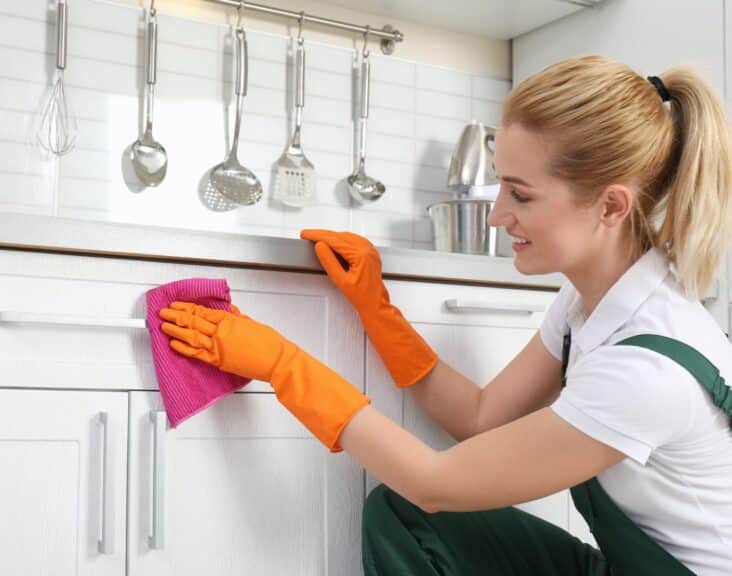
146,278,251,427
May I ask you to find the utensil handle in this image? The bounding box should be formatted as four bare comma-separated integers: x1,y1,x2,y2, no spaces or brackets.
235,28,248,97
360,53,370,119
148,410,166,550
295,38,305,109
444,299,545,315
56,0,68,70
98,412,114,555
146,9,158,85
358,116,367,168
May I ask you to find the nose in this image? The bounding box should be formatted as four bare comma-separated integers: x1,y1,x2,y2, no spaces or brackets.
487,188,514,228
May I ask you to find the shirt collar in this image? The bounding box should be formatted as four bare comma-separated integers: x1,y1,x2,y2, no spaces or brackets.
568,248,671,353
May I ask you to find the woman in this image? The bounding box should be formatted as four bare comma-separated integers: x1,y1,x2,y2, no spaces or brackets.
159,56,732,574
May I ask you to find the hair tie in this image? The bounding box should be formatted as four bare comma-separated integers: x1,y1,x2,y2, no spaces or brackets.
647,75,671,103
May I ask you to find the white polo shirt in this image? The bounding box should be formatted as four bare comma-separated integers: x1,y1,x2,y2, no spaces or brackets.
540,247,732,575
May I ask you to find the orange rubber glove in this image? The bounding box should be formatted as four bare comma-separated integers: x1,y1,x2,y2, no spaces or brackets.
159,302,370,452
300,229,438,388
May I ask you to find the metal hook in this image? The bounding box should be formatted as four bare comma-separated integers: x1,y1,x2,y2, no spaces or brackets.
236,0,245,29
362,25,370,56
149,0,156,16
297,11,305,40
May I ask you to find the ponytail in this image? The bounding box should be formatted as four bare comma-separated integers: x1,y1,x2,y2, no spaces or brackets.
656,68,732,298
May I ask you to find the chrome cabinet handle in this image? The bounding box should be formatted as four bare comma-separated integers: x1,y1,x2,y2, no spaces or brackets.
444,299,545,315
149,410,167,550
97,412,114,555
0,311,146,329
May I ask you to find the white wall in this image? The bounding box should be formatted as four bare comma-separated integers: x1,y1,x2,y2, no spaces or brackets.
513,0,730,334
0,0,511,250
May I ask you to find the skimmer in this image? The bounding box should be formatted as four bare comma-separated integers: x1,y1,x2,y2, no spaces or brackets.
209,25,262,206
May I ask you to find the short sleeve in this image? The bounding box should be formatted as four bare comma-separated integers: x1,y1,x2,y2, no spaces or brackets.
539,282,576,361
550,345,695,464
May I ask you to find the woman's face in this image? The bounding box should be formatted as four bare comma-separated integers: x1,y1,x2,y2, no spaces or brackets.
488,123,601,277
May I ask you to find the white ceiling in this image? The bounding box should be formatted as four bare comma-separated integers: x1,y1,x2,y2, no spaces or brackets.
316,0,590,39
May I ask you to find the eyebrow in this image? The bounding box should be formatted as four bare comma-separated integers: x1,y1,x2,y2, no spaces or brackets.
498,175,534,189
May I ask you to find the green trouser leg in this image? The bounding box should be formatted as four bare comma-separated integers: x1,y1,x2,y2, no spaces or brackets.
362,484,609,576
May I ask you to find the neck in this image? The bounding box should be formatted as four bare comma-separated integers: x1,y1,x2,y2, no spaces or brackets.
566,238,641,319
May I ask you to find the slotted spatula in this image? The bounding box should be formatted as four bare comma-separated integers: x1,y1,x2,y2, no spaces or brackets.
274,35,316,207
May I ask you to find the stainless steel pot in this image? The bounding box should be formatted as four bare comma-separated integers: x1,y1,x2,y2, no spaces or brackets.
427,199,511,256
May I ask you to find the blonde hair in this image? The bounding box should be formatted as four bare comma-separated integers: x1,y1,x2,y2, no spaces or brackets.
502,55,732,299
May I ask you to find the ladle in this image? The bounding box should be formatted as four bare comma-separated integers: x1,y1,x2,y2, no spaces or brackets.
348,28,385,203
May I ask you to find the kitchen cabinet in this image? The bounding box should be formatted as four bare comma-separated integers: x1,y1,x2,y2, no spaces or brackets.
0,248,566,573
0,389,128,576
0,249,364,575
365,279,571,529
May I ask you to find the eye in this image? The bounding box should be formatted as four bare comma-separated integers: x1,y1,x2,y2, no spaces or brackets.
510,189,529,203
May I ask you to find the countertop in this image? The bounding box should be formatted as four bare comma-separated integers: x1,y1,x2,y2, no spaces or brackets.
0,213,564,290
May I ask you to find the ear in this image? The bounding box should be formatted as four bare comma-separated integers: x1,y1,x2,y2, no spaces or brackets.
599,184,633,227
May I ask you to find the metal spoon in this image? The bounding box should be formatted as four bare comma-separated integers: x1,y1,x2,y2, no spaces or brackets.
348,45,384,203
129,5,167,187
209,27,262,206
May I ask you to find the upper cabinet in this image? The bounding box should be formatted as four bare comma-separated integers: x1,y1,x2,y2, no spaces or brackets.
317,0,602,39
512,0,725,94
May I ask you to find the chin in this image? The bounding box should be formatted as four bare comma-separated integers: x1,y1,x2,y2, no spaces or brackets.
513,254,553,276
513,257,534,275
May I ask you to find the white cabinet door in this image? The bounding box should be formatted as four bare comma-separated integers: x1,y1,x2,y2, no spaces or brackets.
0,389,128,576
127,391,363,576
366,280,570,529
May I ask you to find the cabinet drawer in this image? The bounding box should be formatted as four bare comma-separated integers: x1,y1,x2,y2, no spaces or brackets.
0,250,362,393
368,279,559,439
384,278,557,330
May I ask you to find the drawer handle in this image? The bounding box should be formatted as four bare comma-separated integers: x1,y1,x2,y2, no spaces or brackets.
0,311,146,329
444,299,545,315
149,411,167,550
97,412,114,555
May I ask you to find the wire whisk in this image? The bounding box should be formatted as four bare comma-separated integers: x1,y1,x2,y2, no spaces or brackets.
38,0,77,156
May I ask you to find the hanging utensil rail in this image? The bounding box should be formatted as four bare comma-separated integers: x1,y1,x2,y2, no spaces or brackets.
201,0,403,54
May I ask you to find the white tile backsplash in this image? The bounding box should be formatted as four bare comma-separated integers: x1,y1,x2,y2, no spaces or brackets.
472,75,512,101
0,0,509,249
416,90,472,121
416,65,472,97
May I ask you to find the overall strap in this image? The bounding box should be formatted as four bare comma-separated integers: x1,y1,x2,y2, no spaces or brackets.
616,334,732,429
561,332,718,574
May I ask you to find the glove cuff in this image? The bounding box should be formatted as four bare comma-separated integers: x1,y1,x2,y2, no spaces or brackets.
270,343,370,452
359,302,439,388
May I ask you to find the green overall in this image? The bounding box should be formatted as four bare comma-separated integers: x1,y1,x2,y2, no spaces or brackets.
362,334,732,575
